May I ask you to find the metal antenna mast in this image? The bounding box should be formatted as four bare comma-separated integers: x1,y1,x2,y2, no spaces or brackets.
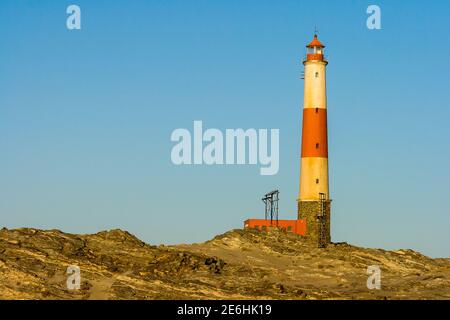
262,190,279,223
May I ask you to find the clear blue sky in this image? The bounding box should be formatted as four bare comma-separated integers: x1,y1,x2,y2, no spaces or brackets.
1,0,449,257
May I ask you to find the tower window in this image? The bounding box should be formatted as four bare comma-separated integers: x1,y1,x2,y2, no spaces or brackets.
315,107,318,113
316,178,319,184
315,72,319,78
316,143,319,149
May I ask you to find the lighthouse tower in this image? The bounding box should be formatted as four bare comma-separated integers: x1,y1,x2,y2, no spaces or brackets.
298,34,331,247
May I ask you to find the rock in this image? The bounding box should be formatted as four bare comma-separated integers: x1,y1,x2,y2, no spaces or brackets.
0,227,448,300
7,240,21,246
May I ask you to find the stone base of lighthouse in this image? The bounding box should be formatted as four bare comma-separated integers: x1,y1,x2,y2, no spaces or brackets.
297,200,331,247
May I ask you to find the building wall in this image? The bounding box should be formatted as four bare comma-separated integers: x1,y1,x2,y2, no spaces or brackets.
244,219,306,236
297,200,331,246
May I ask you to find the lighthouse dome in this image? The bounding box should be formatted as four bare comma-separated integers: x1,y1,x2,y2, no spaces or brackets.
306,34,325,48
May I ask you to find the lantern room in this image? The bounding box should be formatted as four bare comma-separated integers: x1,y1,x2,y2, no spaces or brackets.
306,34,325,61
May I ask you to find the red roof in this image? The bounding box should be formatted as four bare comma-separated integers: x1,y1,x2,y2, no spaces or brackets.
306,34,325,48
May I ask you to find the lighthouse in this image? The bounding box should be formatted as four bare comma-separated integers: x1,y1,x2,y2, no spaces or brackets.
298,34,331,247
243,34,332,247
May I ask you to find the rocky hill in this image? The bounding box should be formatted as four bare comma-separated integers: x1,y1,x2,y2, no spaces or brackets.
0,227,449,299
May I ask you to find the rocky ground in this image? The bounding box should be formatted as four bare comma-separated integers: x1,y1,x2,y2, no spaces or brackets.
0,227,449,300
